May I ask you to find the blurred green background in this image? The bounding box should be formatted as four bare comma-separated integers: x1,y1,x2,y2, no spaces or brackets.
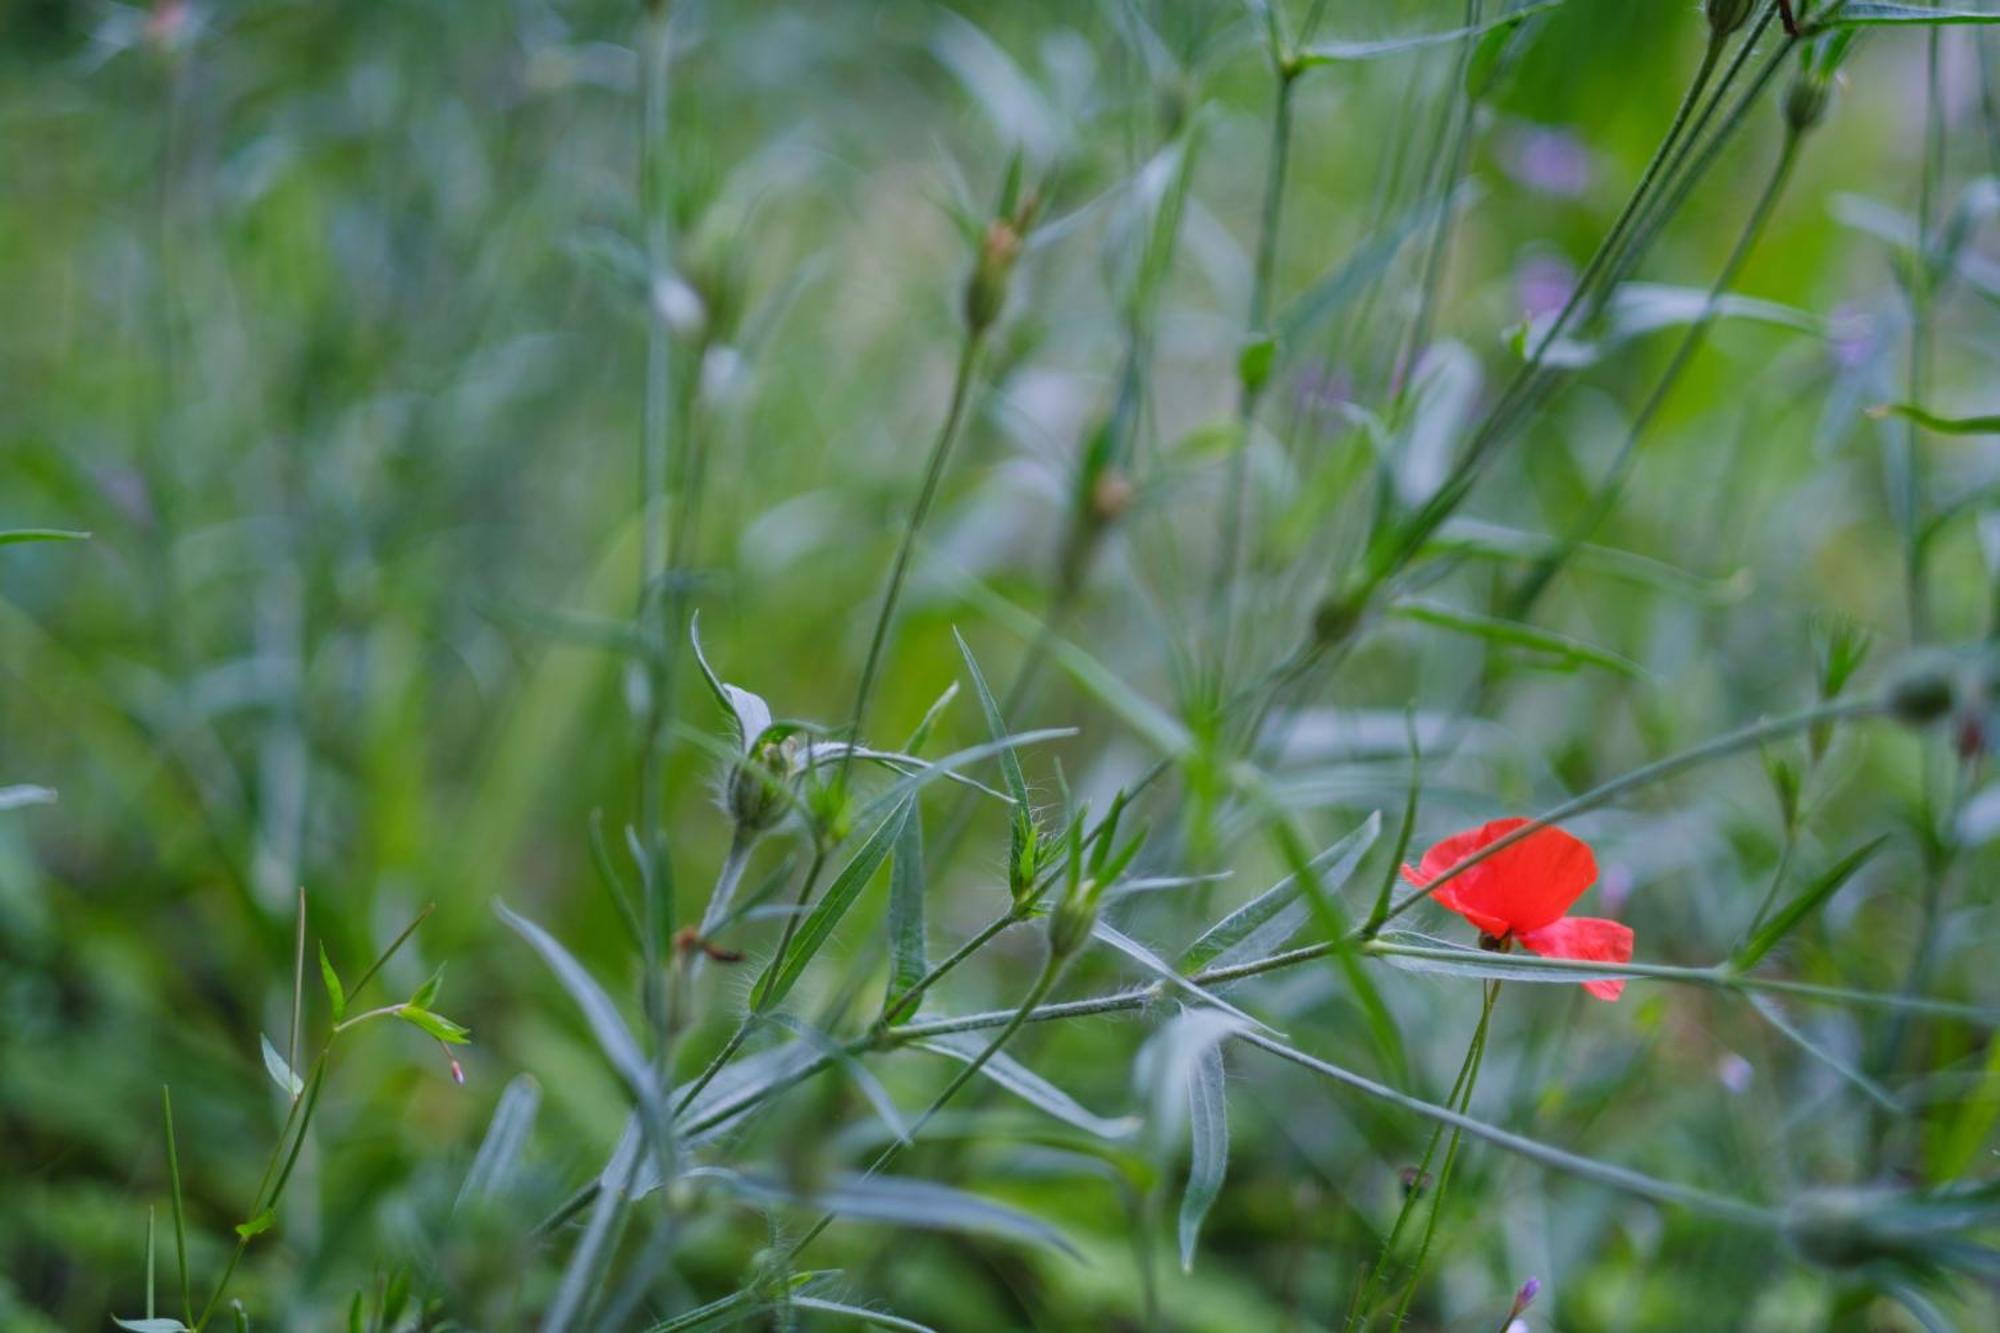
4,1,2000,1329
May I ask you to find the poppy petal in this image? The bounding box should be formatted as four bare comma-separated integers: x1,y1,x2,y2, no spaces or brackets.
1399,818,1598,935
1518,915,1634,1001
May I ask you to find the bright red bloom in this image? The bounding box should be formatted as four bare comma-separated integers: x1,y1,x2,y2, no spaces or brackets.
1400,818,1633,1001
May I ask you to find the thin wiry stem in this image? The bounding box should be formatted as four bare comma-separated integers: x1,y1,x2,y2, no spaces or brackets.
843,332,985,777
1214,63,1298,686
1393,0,1483,389
1503,130,1804,615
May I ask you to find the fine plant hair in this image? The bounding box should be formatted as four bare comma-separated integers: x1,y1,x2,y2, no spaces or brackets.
9,1,2000,1330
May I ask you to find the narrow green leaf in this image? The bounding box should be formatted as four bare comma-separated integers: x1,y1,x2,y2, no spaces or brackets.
1369,936,2000,1022
1746,995,1902,1114
233,1209,275,1240
1815,3,2000,29
496,902,651,1103
1176,1039,1228,1272
1734,836,1887,970
0,528,90,545
688,1167,1079,1256
638,1272,840,1333
160,1087,192,1330
395,1004,470,1045
917,1031,1140,1139
767,1013,909,1144
954,629,1034,879
410,965,444,1011
1870,401,2000,434
1181,812,1380,972
1238,1031,1775,1225
259,1034,304,1099
457,1074,541,1209
790,1296,936,1332
113,1319,190,1332
317,943,345,1022
1091,921,1276,1034
754,800,912,1012
884,808,929,1010
1297,0,1564,62
1392,599,1642,677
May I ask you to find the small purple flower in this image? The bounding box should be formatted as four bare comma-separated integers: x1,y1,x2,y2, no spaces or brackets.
1718,1053,1753,1095
1292,364,1353,415
1506,126,1593,198
1514,255,1576,321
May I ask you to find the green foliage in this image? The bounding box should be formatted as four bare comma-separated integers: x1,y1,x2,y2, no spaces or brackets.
9,1,2000,1330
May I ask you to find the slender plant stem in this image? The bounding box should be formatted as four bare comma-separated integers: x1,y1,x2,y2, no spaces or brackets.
879,904,1022,1027
1394,0,1483,390
1215,64,1298,685
1389,982,1500,1327
1352,981,1493,1322
843,332,985,776
786,949,1067,1263
1503,131,1803,616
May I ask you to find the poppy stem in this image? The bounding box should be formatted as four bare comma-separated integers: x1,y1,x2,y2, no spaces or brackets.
1351,982,1499,1326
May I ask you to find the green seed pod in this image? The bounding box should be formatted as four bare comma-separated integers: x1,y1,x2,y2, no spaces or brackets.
1783,74,1831,136
1047,883,1099,959
1705,0,1757,38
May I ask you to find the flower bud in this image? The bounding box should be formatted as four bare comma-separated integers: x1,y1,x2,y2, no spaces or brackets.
1705,0,1756,38
728,732,798,832
964,219,1022,333
1047,877,1100,958
1783,74,1831,136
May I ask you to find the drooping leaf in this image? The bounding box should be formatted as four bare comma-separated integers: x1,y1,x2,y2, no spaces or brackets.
259,1034,303,1100
767,1013,909,1144
917,1031,1140,1139
458,1074,542,1209
1176,1038,1228,1273
884,808,930,1010
112,1320,190,1332
1091,921,1276,1033
496,902,651,1103
790,1296,936,1332
955,629,1036,889
1182,811,1380,972
689,612,775,750
754,799,912,1011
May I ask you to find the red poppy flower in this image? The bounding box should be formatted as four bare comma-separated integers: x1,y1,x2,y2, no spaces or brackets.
1400,818,1633,1001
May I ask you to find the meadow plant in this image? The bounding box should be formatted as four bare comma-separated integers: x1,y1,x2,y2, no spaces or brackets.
9,2,2000,1330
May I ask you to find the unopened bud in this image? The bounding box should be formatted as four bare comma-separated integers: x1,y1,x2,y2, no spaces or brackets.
965,220,1021,333
728,733,797,832
1784,75,1831,136
1510,1276,1542,1318
1047,880,1099,958
1704,0,1756,38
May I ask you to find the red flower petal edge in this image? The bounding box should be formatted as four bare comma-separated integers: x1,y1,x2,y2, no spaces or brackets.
1518,916,1634,1002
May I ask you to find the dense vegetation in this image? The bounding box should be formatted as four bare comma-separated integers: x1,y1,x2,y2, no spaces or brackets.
7,1,2000,1328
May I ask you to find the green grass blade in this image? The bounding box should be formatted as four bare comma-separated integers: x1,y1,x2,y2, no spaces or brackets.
1734,836,1887,970
753,799,911,1012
